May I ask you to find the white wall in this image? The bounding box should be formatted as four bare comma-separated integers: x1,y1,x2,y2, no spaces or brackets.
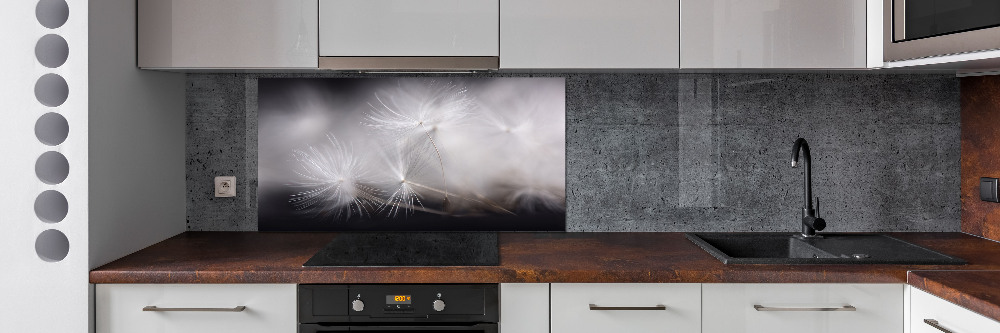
88,0,186,270
0,0,90,331
0,0,185,331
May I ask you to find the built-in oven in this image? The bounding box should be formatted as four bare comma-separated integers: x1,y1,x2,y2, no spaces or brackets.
884,0,1000,61
299,284,498,333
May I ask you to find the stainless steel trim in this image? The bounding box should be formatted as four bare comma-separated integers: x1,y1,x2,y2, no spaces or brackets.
318,57,499,71
753,305,856,312
142,306,247,312
588,304,667,311
884,0,1000,62
924,319,955,333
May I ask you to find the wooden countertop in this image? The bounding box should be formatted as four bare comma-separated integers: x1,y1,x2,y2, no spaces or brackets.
908,270,1000,323
90,231,1000,284
90,232,1000,322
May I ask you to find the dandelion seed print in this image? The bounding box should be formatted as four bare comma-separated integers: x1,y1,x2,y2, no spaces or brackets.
258,77,566,231
287,135,378,220
373,140,434,218
364,80,475,204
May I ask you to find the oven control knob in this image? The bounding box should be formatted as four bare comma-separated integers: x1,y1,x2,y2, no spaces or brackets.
432,299,446,312
352,299,365,312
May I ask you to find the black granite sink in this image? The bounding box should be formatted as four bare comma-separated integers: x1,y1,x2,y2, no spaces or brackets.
686,233,966,265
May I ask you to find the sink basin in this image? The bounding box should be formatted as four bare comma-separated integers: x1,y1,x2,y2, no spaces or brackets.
686,233,966,265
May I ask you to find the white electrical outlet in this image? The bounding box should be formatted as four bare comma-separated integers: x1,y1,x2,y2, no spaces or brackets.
215,176,236,197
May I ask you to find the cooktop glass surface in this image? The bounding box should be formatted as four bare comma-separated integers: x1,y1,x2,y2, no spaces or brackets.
303,232,499,267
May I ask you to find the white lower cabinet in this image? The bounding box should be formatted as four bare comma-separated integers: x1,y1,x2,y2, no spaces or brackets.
96,284,297,333
500,283,549,333
550,283,702,333
702,283,903,333
910,287,1000,333
99,282,1000,333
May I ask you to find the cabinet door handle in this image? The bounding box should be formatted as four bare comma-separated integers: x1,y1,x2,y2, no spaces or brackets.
753,305,856,312
924,319,955,333
143,306,247,312
589,304,666,311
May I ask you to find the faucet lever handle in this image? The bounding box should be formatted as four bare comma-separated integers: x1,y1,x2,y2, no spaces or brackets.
815,197,820,218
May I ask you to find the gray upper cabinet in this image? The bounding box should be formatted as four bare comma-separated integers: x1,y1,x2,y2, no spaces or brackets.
317,0,500,70
135,0,883,70
680,0,875,69
138,0,318,69
500,0,680,69
319,0,499,57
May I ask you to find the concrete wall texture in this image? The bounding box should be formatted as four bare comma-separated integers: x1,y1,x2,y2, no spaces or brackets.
186,73,960,232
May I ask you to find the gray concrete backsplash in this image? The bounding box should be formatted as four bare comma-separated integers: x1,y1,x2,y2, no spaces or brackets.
186,73,960,232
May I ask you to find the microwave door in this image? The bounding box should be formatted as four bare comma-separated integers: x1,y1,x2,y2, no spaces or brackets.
896,0,1000,42
884,0,1000,61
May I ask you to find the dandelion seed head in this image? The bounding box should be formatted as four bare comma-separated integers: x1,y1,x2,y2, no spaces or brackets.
368,140,437,218
287,135,378,220
363,79,474,140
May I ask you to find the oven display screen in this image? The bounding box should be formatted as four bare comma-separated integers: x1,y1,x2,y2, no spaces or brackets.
386,295,412,304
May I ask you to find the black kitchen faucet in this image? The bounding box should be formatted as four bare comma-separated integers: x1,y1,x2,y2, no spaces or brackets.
791,138,826,238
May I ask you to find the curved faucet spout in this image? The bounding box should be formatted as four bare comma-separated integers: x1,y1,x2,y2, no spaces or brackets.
791,138,824,237
791,138,811,210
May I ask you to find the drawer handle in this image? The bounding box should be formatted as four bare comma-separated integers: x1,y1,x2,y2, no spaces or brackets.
753,305,856,312
589,304,667,311
143,306,247,312
924,319,955,333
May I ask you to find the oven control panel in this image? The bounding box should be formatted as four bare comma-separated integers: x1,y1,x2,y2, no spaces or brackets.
356,288,454,315
384,294,414,312
299,284,498,323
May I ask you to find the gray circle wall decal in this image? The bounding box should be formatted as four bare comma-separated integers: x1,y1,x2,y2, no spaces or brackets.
34,73,69,107
35,112,69,146
35,151,69,185
35,229,69,262
34,190,68,223
36,0,69,29
35,34,69,68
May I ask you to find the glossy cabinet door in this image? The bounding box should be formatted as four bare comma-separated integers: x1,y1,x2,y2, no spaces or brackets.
319,0,499,57
681,0,869,68
138,0,318,69
702,283,903,333
96,284,297,333
501,0,680,69
550,283,701,333
911,287,1000,333
500,284,549,333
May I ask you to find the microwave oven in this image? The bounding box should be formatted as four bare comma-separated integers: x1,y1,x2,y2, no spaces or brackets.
884,0,1000,62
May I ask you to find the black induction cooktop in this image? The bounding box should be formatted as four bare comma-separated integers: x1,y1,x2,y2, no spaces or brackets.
303,232,500,267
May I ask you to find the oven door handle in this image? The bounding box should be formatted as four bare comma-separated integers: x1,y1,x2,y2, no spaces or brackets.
305,324,497,332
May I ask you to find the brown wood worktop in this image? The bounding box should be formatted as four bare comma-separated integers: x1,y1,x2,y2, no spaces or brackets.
909,270,1000,323
90,232,1000,285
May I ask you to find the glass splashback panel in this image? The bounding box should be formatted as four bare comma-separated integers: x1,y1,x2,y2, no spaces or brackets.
257,78,566,231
